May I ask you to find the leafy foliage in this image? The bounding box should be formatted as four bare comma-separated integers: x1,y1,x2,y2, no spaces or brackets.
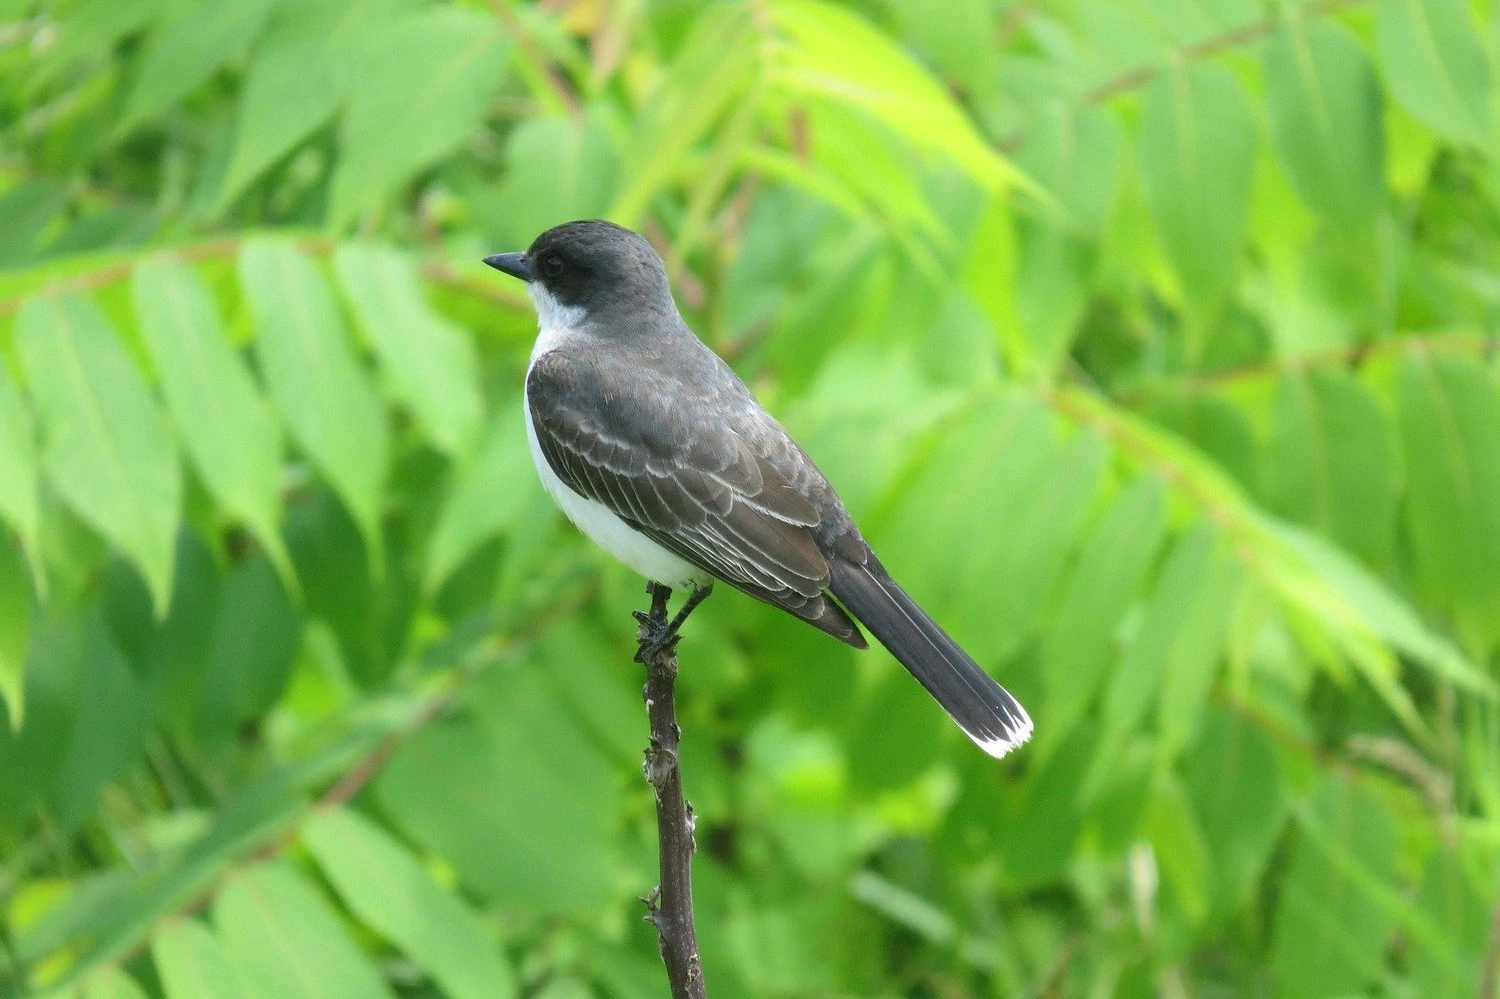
1,0,1499,995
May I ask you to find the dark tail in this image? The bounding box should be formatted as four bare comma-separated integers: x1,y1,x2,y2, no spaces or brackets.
829,557,1032,758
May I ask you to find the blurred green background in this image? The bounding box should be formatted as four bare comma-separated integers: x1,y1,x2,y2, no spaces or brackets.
1,0,1499,995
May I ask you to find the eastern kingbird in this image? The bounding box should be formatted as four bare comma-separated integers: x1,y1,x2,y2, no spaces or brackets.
484,220,1031,757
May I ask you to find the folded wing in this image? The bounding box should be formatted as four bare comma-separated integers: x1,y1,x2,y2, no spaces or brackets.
526,351,865,646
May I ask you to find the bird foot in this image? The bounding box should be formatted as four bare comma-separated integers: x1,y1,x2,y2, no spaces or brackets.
633,581,712,663
634,612,680,663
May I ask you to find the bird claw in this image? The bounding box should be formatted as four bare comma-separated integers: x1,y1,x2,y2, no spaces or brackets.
634,581,712,662
634,626,680,663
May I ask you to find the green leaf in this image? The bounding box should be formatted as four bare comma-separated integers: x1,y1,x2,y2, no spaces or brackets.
100,531,218,736
847,665,945,795
10,716,389,989
423,406,538,594
194,553,301,740
1015,104,1122,237
528,626,644,766
329,8,508,227
1181,707,1286,918
484,113,620,249
1270,522,1495,698
376,662,621,915
0,537,31,730
81,967,150,999
873,398,1050,628
153,919,252,999
333,244,483,455
1397,351,1500,654
1138,62,1257,319
304,808,517,999
725,894,843,995
608,3,762,225
0,361,42,585
1263,19,1384,223
47,612,152,830
0,181,67,267
1089,521,1240,787
14,295,181,615
944,427,1109,662
215,861,395,999
1050,386,1457,729
848,871,958,946
239,240,388,572
884,0,998,101
1377,0,1492,150
1265,368,1399,568
1143,774,1212,921
0,612,84,833
961,198,1019,366
769,0,1028,194
29,0,169,89
1037,475,1167,758
1272,776,1400,997
285,489,415,688
124,0,272,128
131,258,295,592
1156,538,1243,761
798,100,948,242
1015,225,1092,375
953,732,1093,887
1409,848,1490,995
215,0,401,209
1148,391,1262,497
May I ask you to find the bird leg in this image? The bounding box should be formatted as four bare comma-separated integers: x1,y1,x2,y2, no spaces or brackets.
633,581,713,663
633,582,676,663
668,582,713,635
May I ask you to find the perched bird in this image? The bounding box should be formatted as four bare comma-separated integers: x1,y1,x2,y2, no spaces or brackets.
485,220,1031,757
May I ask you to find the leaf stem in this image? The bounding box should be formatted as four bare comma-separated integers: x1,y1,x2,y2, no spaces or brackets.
997,0,1372,152
485,0,582,117
1107,331,1497,406
0,236,529,319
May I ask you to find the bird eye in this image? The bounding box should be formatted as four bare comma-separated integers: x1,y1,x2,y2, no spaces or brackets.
542,255,564,278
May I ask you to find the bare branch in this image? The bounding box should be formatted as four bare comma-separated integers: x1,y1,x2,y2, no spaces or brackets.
634,582,708,999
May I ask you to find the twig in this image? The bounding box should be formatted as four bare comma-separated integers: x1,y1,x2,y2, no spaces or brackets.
634,582,708,999
996,0,1372,152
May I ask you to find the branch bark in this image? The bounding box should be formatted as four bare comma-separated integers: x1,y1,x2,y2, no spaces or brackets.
635,582,708,999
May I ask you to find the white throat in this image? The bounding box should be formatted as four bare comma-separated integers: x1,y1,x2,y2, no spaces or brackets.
527,282,588,360
521,282,708,589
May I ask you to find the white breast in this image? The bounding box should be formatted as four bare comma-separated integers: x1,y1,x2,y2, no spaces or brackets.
524,292,709,589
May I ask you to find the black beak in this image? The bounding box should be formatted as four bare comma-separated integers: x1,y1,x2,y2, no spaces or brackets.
483,252,533,281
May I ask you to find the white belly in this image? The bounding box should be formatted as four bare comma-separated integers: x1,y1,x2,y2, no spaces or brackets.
524,352,709,589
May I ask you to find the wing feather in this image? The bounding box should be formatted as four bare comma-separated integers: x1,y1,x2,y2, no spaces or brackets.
527,351,859,642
